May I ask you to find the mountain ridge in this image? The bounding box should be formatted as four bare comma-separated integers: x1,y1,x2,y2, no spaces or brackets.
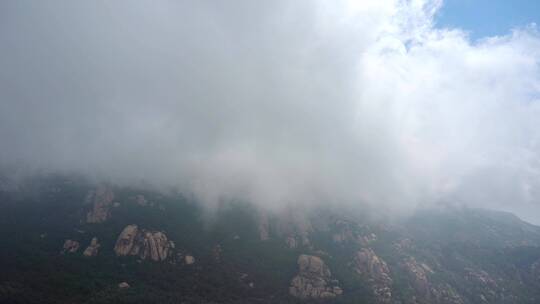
1,174,540,303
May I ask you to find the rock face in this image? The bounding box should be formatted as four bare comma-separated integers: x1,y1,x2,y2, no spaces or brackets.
62,240,80,253
278,212,313,249
86,185,115,223
401,257,431,299
289,254,342,299
332,220,377,246
114,225,174,262
83,237,100,257
353,248,393,303
114,225,139,256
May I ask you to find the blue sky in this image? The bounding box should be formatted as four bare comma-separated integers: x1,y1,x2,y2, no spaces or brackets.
436,0,540,39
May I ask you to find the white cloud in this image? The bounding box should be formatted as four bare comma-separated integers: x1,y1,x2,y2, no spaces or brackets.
1,0,540,221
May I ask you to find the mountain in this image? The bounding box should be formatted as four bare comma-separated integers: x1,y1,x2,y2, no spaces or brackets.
1,174,540,304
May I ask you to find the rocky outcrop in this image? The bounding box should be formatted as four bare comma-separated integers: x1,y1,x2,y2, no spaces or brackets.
331,220,377,247
83,237,100,257
353,248,392,303
277,212,313,249
464,268,498,290
114,225,139,256
289,254,342,299
257,209,313,247
434,284,465,304
114,225,175,262
399,256,464,304
85,185,115,223
62,239,80,253
332,220,357,243
401,257,431,299
464,268,499,303
138,231,174,261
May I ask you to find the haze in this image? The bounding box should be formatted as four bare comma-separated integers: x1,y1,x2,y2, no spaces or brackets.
1,0,540,223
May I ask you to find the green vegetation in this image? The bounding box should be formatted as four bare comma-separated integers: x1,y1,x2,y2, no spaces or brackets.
1,174,540,303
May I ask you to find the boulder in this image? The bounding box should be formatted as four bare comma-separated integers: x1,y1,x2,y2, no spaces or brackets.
85,185,115,223
62,239,80,254
185,255,195,265
83,237,100,257
139,231,172,261
118,282,130,289
114,225,174,262
289,254,342,299
114,225,139,256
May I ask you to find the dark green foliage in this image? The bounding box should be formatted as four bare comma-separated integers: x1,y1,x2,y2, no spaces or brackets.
0,176,301,303
2,175,540,303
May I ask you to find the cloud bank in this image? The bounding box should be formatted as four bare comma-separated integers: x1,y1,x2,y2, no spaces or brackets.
1,0,540,222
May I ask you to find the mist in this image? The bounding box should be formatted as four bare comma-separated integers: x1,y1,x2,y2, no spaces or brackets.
1,0,540,223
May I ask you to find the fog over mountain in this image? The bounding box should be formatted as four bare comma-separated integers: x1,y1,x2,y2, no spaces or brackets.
1,1,540,222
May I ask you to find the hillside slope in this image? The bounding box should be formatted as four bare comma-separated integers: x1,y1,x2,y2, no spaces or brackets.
1,174,540,304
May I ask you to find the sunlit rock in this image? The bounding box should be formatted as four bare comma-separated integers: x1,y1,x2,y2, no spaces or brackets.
289,254,342,299
353,248,392,303
83,237,100,257
114,225,174,262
